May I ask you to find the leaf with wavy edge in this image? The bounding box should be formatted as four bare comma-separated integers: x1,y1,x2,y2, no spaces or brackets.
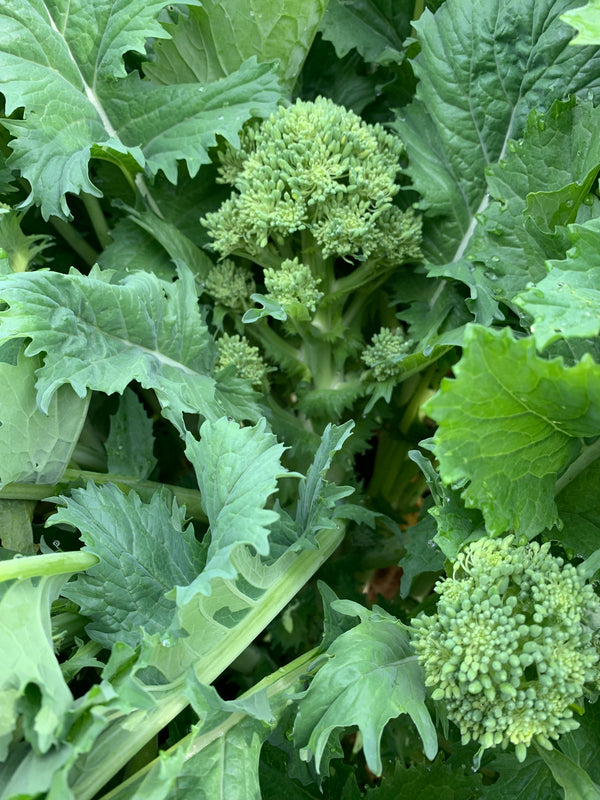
0,0,282,219
425,325,600,537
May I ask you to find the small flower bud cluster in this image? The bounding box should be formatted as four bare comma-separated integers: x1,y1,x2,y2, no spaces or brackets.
361,327,412,381
263,257,323,317
215,333,267,386
202,97,421,264
204,259,255,312
410,536,600,761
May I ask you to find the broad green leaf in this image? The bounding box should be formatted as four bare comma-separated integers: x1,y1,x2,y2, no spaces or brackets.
144,0,328,90
106,388,157,480
293,602,437,776
0,573,73,759
58,484,204,649
515,218,600,349
179,417,286,599
394,0,600,265
0,264,229,433
319,0,411,65
562,0,600,44
425,325,600,537
535,744,600,800
0,348,89,487
0,0,283,219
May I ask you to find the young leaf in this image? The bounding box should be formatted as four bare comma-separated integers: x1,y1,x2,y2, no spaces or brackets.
106,388,157,480
425,325,600,537
295,420,355,544
179,417,286,600
0,348,89,487
394,0,600,265
144,0,328,90
58,484,204,649
0,1,283,219
0,573,74,759
516,218,600,349
0,264,235,433
293,602,437,777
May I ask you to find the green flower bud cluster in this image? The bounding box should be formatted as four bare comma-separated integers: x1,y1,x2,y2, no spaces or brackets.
263,257,323,317
410,536,600,762
361,327,412,381
215,333,267,386
202,97,422,263
204,259,255,312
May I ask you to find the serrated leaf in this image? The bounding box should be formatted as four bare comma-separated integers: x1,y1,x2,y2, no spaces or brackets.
0,264,228,433
293,603,437,776
394,0,600,266
365,757,482,800
0,348,89,487
515,218,600,349
555,453,600,556
58,484,204,649
319,0,411,65
452,97,600,309
0,573,73,759
144,0,327,90
483,751,562,799
425,325,600,537
106,388,157,480
562,0,600,44
0,0,283,219
179,417,286,600
409,449,486,559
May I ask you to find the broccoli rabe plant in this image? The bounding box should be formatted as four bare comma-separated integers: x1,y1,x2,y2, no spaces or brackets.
2,1,600,799
410,536,600,764
201,96,422,427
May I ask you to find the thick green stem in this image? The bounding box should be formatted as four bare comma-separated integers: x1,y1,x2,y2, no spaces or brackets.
67,523,345,800
49,216,98,267
98,646,320,800
249,321,309,379
0,550,98,582
0,470,207,522
555,437,600,496
81,193,112,249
